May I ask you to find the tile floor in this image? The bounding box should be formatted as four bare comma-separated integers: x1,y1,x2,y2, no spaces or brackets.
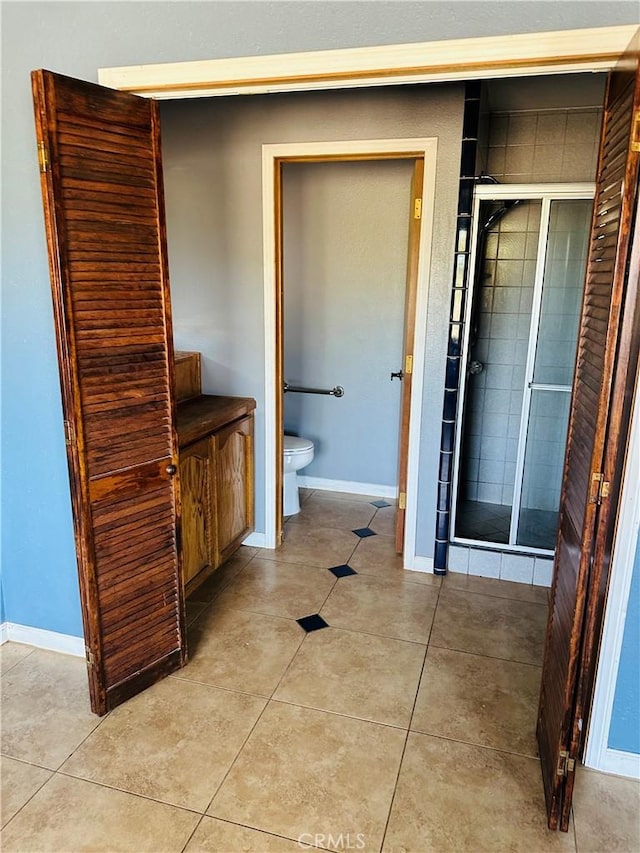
2,488,638,852
456,498,559,550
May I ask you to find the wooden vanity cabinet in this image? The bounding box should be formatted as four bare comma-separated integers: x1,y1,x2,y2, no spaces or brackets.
177,395,255,595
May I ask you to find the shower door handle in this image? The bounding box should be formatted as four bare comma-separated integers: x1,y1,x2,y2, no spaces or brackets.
390,370,404,381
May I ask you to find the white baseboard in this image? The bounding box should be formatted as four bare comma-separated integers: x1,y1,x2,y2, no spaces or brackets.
0,622,85,657
298,476,397,499
243,531,268,548
404,554,435,574
585,748,640,780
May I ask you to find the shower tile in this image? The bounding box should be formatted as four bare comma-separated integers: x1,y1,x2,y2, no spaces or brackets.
533,558,554,587
495,260,524,288
483,389,511,415
468,548,501,578
493,287,522,314
497,231,527,260
476,483,503,505
525,232,540,260
478,459,505,486
447,545,469,574
480,435,504,462
523,259,537,287
489,114,509,146
439,452,454,483
443,389,458,421
536,112,567,145
485,363,514,390
489,313,519,341
500,553,534,585
482,413,509,439
507,113,538,146
487,146,506,175
488,338,517,365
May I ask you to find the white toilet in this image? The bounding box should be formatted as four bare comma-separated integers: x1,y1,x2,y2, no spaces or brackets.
283,435,315,516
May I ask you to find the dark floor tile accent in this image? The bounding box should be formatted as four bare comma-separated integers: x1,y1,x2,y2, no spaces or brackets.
352,527,377,538
370,499,391,508
329,564,357,578
297,614,329,633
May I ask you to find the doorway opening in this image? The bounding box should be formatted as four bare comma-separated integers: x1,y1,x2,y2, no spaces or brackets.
261,138,437,566
452,184,595,554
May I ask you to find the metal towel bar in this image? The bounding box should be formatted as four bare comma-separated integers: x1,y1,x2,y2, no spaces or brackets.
283,382,344,398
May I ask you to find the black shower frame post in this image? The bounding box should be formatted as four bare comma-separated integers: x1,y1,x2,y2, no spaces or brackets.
433,80,482,574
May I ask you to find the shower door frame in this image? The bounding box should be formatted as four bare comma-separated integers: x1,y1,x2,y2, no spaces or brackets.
451,182,596,556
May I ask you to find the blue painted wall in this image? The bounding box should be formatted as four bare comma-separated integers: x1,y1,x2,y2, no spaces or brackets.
608,533,640,754
1,1,637,640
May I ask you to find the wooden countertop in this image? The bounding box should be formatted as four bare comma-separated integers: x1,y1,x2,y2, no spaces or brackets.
176,394,256,447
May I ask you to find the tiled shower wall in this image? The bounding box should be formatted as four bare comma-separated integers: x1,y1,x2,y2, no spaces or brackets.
479,108,602,183
460,200,541,506
441,106,601,584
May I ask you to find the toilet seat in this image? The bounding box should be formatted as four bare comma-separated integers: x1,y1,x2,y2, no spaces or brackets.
284,435,314,455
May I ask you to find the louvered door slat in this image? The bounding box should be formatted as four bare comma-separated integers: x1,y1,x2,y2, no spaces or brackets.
537,46,639,831
32,70,186,715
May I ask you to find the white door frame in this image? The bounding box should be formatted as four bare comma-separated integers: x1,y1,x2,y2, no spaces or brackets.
584,367,640,779
261,138,438,571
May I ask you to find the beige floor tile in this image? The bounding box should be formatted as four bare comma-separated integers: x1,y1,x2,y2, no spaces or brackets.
1,757,52,828
572,766,640,852
178,605,305,696
186,598,209,626
350,535,441,587
263,524,358,568
321,574,438,643
289,496,377,531
215,557,336,620
411,646,541,756
274,627,425,727
444,572,550,605
1,649,101,769
61,676,265,812
370,506,396,536
188,546,257,604
0,773,199,853
383,733,575,853
209,702,405,852
0,642,34,675
431,588,547,665
184,816,306,851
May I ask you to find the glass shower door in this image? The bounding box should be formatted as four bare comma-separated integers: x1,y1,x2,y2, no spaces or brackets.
514,199,593,550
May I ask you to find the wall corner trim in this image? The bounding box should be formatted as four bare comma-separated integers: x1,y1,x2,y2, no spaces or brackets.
0,622,85,657
242,531,268,548
584,748,640,781
405,554,435,574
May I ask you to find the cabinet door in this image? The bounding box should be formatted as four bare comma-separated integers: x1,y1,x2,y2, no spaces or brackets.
180,437,215,586
214,416,254,562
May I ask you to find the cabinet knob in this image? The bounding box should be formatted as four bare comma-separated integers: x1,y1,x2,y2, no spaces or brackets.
166,464,177,476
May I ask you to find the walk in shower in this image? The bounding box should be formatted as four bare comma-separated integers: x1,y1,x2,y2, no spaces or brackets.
452,184,594,554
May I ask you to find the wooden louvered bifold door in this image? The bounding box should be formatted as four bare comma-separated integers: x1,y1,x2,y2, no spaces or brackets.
536,45,640,831
31,70,186,715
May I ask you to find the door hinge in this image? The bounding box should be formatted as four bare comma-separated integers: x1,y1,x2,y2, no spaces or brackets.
37,141,48,173
405,354,413,375
589,472,610,505
631,110,640,153
414,198,422,219
86,647,95,668
398,492,407,510
556,749,576,778
63,419,74,446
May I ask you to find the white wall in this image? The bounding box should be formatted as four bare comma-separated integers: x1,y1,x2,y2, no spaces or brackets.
160,85,464,554
282,159,414,488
